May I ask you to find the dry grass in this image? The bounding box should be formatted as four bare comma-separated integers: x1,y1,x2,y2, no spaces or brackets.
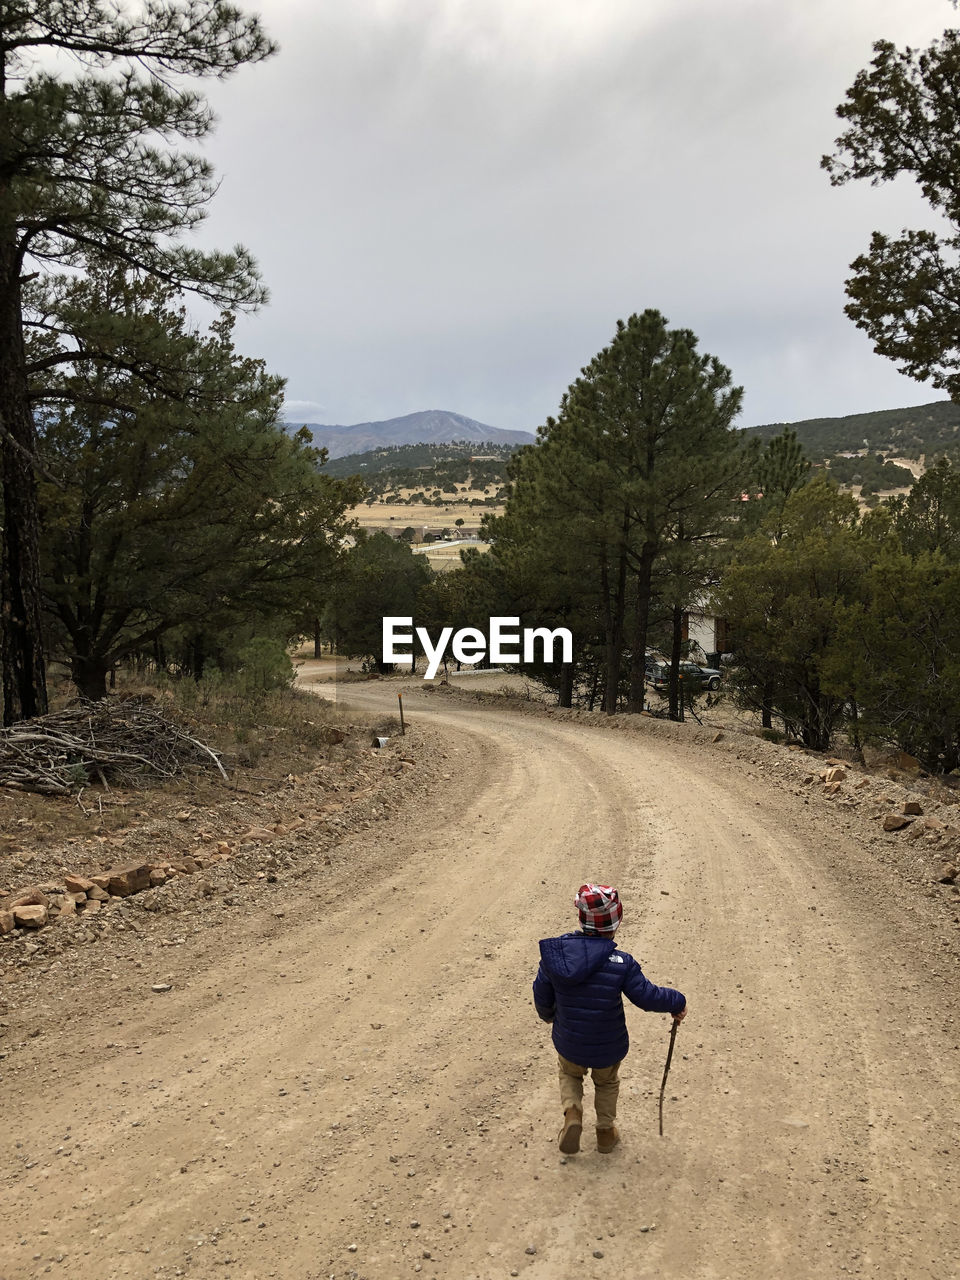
352,493,504,533
0,668,375,882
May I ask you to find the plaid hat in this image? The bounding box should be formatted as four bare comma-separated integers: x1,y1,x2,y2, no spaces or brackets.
575,884,622,935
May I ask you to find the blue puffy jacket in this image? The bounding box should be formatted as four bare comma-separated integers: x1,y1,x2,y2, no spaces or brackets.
533,932,685,1068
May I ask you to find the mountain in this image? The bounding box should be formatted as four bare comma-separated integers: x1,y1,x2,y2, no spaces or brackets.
742,399,960,462
291,409,535,460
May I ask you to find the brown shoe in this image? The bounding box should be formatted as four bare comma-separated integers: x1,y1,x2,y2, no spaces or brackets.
596,1125,620,1154
558,1107,582,1154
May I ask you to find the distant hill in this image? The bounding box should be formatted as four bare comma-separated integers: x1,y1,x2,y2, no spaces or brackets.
743,400,960,462
324,440,517,481
290,409,534,460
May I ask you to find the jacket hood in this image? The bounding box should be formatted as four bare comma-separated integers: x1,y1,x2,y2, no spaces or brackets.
539,932,617,989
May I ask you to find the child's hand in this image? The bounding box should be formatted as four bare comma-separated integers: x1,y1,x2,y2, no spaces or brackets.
674,1005,688,1022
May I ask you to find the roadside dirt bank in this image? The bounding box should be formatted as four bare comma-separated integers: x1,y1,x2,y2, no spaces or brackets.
2,680,958,1280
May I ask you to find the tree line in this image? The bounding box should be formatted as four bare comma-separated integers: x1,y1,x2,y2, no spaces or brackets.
717,460,960,769
825,453,914,495
743,401,960,466
339,322,960,774
323,441,516,480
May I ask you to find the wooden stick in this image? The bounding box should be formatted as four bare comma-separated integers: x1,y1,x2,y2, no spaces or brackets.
659,1017,680,1137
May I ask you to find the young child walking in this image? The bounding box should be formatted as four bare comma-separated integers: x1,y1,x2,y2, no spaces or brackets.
533,883,687,1154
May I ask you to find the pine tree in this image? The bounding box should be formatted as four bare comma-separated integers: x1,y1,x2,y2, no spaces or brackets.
717,478,869,749
540,311,743,713
463,440,603,706
841,546,960,772
322,533,433,671
468,312,743,715
36,277,361,699
0,1,275,722
822,28,960,396
888,457,960,559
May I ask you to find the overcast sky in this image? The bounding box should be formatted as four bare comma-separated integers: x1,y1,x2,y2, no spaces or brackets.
196,0,955,433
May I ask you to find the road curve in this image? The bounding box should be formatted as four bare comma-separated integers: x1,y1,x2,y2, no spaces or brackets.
2,682,958,1280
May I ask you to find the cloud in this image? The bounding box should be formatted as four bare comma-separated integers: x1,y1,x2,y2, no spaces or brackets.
196,0,954,429
281,398,329,419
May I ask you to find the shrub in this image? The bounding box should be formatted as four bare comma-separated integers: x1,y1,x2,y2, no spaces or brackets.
237,636,295,694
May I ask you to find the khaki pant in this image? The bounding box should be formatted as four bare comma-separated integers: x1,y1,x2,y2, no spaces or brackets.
557,1054,621,1129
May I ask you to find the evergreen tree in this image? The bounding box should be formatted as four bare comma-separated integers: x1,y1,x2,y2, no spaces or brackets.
415,568,479,677
840,546,960,772
742,427,811,542
716,478,869,749
0,0,275,722
462,441,602,706
323,533,432,671
532,311,743,714
37,283,361,698
822,27,960,397
458,315,744,714
653,526,725,722
887,457,960,559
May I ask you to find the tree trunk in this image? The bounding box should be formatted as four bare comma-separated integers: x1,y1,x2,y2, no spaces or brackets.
588,663,600,712
190,634,205,681
70,653,109,700
849,697,864,765
601,535,628,717
801,684,832,752
0,236,48,724
669,603,683,722
761,679,773,731
558,661,574,708
626,542,657,713
313,619,322,659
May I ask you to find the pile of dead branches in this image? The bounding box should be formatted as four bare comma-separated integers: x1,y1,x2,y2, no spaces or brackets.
0,697,227,795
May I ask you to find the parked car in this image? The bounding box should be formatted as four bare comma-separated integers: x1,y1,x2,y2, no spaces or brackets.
647,660,722,693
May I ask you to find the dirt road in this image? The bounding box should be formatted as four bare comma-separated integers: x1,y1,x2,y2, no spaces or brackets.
3,684,959,1279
